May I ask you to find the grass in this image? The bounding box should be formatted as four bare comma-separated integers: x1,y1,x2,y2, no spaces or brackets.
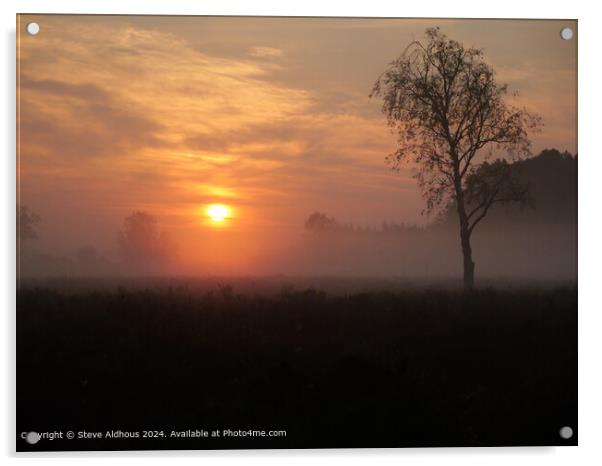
17,284,577,450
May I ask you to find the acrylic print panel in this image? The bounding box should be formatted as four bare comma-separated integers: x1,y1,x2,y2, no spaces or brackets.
16,15,577,451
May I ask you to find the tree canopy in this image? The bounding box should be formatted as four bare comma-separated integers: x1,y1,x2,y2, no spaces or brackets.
371,27,541,217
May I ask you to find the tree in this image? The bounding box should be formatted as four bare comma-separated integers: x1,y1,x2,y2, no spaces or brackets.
305,212,339,232
117,211,176,270
18,205,40,242
370,28,541,290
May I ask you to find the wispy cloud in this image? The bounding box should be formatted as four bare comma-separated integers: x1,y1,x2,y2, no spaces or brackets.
249,46,284,58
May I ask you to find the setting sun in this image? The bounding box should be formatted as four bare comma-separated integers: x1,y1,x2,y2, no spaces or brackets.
207,204,230,222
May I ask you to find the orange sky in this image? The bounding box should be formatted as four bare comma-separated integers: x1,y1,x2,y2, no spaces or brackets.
17,15,577,274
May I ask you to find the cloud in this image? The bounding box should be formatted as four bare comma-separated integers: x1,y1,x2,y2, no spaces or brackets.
184,112,393,165
23,78,112,101
19,20,314,163
20,76,167,159
249,46,284,58
19,17,400,213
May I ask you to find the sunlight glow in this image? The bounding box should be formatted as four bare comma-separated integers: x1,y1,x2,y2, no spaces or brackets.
207,204,230,222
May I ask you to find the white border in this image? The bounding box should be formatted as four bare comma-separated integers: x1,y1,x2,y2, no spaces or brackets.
3,1,601,465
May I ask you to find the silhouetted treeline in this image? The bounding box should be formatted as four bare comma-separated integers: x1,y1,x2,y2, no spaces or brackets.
18,210,177,278
435,149,577,228
300,149,576,280
306,149,576,235
306,211,422,235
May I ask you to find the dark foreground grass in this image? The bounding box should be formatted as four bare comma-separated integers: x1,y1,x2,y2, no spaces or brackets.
17,285,577,450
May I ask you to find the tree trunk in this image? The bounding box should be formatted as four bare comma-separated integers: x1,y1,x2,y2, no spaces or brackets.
452,159,476,291
460,228,475,291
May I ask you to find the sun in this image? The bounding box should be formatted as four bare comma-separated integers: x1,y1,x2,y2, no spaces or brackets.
207,204,230,222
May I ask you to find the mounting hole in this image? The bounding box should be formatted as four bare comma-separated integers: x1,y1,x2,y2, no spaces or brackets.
26,22,40,36
25,431,41,444
560,27,573,40
559,426,573,439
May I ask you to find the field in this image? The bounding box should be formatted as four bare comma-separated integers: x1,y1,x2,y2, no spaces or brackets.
17,281,577,450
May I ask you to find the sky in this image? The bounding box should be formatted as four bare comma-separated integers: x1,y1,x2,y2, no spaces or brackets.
17,15,577,274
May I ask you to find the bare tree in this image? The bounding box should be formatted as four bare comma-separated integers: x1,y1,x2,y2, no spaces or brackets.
371,28,541,290
117,211,176,270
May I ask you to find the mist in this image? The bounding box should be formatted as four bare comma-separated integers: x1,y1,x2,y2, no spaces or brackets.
17,149,576,289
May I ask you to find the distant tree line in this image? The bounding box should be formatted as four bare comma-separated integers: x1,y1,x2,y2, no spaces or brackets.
305,148,576,236
17,206,177,277
305,211,423,235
